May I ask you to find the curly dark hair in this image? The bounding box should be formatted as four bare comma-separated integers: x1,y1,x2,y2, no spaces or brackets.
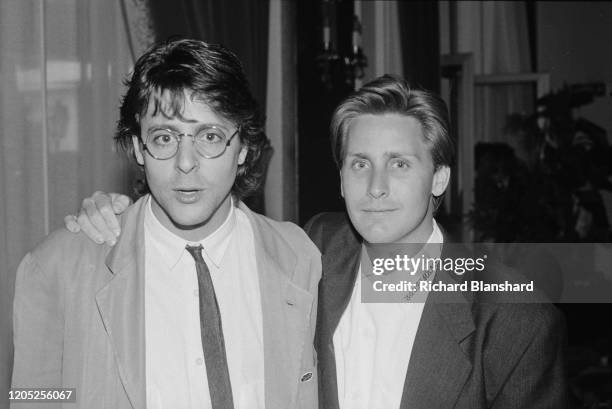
115,38,269,199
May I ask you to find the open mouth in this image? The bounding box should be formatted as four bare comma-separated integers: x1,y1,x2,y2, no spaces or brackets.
174,188,202,203
175,188,201,193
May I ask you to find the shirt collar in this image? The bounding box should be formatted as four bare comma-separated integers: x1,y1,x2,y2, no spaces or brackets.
423,218,444,259
361,218,444,272
359,218,445,293
429,218,443,244
144,195,236,270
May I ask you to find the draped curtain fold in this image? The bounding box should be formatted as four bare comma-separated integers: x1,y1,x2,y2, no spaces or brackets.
455,1,533,144
120,0,156,61
456,1,531,75
0,2,136,407
359,0,403,83
398,1,440,92
148,0,270,118
265,0,297,222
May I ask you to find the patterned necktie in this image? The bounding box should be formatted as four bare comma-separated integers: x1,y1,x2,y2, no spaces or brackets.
186,245,235,409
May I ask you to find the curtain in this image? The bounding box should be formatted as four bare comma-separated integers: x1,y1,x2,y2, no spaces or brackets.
359,0,403,82
264,0,298,222
148,0,269,125
0,1,135,406
456,1,531,75
456,1,533,144
120,0,156,60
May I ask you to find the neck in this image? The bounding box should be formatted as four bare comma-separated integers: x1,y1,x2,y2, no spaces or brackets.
410,217,434,244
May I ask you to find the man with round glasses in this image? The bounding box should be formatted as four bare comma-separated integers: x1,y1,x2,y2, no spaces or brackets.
11,39,321,409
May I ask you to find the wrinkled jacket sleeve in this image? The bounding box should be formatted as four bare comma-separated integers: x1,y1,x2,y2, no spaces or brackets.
11,252,64,402
491,305,568,408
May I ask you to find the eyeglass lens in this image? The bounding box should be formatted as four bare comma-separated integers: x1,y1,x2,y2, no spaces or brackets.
146,127,230,159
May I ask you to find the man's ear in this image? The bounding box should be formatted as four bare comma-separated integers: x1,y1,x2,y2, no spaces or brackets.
238,144,247,166
132,135,145,166
431,165,450,196
339,170,345,198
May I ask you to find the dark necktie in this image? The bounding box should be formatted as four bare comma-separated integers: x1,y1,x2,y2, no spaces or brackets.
186,245,235,409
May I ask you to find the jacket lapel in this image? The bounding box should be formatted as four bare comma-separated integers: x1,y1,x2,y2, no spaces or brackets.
316,221,361,409
317,222,476,409
399,260,476,409
96,198,148,409
241,203,313,409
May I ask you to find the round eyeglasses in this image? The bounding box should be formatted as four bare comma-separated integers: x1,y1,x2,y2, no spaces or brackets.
142,126,240,160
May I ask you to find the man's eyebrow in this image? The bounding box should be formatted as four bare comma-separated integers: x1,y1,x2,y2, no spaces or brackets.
345,152,369,159
146,124,179,132
145,122,230,133
384,151,420,160
345,151,420,160
194,123,231,133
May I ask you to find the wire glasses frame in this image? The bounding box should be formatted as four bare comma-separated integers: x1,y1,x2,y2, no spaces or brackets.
141,126,241,160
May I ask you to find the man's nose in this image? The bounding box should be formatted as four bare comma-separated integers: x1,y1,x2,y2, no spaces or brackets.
175,137,199,174
367,167,389,199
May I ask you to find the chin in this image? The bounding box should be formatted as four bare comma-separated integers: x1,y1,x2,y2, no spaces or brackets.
361,229,403,244
352,219,394,244
181,209,215,226
174,216,211,230
165,204,213,229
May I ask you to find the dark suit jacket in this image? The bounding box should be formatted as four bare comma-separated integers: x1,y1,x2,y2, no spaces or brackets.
304,212,567,409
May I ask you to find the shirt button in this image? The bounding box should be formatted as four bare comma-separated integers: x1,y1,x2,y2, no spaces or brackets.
196,358,204,365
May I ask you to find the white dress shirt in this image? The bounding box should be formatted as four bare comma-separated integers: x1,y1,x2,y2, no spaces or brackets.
333,220,443,409
144,197,264,409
